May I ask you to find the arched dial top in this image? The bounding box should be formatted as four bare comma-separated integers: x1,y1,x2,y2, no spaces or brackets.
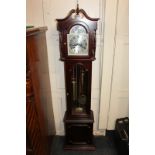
67,25,89,56
56,8,99,61
69,25,86,34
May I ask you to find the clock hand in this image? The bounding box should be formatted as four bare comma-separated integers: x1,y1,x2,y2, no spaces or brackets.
77,43,85,49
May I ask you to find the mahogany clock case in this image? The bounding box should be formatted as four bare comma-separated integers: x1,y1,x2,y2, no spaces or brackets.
56,6,99,151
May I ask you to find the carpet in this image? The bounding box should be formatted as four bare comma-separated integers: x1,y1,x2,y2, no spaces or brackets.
50,136,118,155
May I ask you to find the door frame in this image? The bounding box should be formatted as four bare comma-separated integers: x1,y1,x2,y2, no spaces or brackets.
98,0,119,130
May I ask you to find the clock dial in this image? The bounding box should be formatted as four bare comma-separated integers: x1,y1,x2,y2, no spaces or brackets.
70,25,86,34
67,25,88,56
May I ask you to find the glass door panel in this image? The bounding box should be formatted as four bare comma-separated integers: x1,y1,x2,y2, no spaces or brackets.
71,63,88,115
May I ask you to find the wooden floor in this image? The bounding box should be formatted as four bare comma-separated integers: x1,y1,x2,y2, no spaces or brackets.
50,136,118,155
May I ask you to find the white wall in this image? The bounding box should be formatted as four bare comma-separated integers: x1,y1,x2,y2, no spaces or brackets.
26,0,129,134
26,0,44,26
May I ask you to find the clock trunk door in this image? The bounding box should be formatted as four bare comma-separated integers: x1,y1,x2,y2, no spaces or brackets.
65,62,92,117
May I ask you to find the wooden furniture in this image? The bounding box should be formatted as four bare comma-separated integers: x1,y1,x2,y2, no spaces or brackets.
26,27,51,155
56,5,99,150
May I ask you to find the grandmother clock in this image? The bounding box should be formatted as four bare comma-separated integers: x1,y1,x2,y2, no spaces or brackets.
56,4,99,150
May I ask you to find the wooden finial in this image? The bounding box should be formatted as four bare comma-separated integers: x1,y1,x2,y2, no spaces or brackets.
76,1,79,14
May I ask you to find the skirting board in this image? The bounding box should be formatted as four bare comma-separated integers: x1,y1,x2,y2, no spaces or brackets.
55,130,106,136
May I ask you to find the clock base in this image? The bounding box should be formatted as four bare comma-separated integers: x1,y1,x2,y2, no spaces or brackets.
63,111,95,151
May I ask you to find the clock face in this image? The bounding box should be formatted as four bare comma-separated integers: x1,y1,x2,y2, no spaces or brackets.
67,25,89,56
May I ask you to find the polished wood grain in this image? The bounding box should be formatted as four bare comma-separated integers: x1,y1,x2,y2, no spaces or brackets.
26,27,51,155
